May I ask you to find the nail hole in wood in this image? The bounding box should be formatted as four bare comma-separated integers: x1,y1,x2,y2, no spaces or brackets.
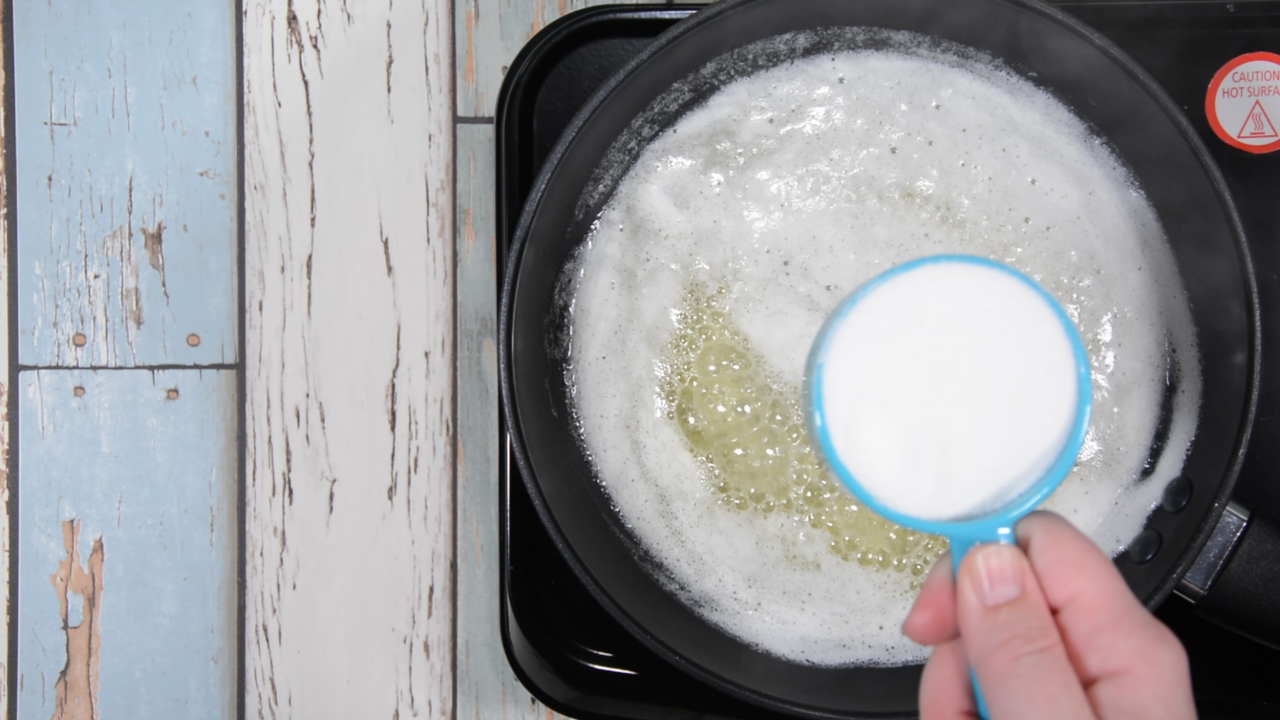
72,333,87,347
166,388,180,400
73,386,85,397
186,333,201,347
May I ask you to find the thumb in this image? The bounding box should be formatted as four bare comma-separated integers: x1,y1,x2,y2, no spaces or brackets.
956,543,1095,720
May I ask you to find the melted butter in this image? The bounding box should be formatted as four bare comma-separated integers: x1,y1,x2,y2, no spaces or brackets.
658,284,948,582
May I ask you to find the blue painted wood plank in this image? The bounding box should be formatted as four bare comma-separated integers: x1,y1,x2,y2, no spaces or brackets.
17,369,236,720
14,1,237,367
455,123,545,718
457,0,642,117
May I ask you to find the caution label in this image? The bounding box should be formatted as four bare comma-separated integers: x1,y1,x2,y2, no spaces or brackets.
1206,52,1280,154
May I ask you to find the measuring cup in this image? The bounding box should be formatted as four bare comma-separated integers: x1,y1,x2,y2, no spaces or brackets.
804,254,1092,718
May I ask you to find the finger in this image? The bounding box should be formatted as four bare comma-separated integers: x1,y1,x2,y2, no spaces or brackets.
956,542,1095,720
1017,512,1195,719
919,638,980,720
903,553,958,646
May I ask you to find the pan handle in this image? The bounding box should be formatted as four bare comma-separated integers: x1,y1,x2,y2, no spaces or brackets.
1176,501,1280,650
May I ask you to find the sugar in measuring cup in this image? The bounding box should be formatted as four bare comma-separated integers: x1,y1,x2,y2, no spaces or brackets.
805,254,1092,718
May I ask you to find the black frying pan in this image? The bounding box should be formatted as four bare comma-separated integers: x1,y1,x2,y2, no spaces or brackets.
499,0,1260,716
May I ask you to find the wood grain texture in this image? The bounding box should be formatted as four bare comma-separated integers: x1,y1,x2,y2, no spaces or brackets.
12,0,238,367
454,124,565,720
242,0,454,717
17,369,237,720
455,0,647,117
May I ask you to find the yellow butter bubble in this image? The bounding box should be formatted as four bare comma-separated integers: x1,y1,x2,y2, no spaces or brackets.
659,283,949,573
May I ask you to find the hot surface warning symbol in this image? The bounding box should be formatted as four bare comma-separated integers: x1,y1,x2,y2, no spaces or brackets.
1207,52,1280,154
1237,100,1278,140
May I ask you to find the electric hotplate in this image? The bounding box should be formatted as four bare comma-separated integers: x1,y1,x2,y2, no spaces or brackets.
497,4,1280,718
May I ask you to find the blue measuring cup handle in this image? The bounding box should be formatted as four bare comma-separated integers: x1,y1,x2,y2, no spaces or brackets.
947,521,1020,720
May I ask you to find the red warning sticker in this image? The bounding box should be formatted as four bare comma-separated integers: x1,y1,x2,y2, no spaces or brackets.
1206,52,1280,154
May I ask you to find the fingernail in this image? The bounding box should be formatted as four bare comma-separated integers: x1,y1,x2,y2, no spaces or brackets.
974,544,1024,607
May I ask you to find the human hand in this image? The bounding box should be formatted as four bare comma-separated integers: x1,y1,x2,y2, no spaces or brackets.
902,511,1196,720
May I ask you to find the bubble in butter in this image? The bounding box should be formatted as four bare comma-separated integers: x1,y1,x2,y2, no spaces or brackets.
660,283,947,577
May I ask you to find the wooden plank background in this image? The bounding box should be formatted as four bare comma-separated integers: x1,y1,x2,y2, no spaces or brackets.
13,0,238,368
456,121,542,720
455,0,646,117
10,2,240,719
0,1,713,719
17,369,237,720
242,0,455,717
0,1,10,713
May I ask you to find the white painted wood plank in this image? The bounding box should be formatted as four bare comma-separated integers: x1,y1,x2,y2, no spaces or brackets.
456,0,645,117
455,123,566,720
13,0,238,367
17,369,237,720
243,0,454,717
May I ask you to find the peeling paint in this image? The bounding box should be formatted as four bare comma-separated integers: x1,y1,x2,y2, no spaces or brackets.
526,0,546,42
101,223,143,356
50,519,105,720
463,5,476,97
385,19,395,105
0,378,10,716
16,0,238,367
21,371,236,718
141,220,167,299
454,121,566,717
463,206,474,257
244,0,454,716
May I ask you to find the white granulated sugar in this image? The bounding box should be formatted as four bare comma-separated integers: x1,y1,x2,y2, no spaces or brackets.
817,261,1080,522
565,41,1201,667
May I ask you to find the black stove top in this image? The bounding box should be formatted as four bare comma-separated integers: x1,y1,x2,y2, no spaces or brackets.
497,4,1280,718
